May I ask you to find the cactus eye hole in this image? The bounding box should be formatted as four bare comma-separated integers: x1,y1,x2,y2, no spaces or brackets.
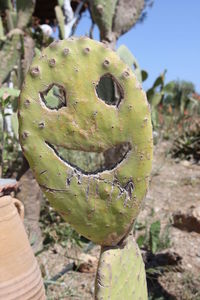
39,84,66,110
96,74,124,107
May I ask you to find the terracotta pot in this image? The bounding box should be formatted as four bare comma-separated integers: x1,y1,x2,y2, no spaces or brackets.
0,196,46,300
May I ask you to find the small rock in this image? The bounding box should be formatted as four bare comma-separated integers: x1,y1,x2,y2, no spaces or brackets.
172,206,200,233
75,253,97,273
180,160,190,167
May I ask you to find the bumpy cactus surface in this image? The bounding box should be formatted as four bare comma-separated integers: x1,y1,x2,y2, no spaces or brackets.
19,37,152,246
19,37,152,299
95,233,147,299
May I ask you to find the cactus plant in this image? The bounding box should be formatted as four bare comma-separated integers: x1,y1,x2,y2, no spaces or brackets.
0,0,12,10
0,34,21,84
0,16,5,40
0,0,36,85
112,0,145,39
117,44,148,83
95,233,147,299
16,0,35,30
18,37,152,298
89,0,145,47
55,5,65,39
89,0,118,42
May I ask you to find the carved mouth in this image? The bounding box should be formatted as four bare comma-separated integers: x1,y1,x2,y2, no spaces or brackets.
45,141,132,175
41,141,134,204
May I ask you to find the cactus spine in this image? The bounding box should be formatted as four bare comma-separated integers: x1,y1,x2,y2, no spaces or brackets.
18,37,152,299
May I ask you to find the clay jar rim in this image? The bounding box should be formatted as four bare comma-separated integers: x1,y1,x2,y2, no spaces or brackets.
0,196,24,220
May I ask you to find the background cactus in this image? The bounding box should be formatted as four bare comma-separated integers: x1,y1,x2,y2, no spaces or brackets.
0,16,5,40
0,34,21,85
18,37,152,298
117,44,148,83
89,0,118,43
55,5,65,39
89,0,146,47
0,0,35,86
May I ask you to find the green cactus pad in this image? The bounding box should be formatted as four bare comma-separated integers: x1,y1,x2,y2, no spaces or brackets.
95,234,148,299
89,0,118,41
18,37,153,245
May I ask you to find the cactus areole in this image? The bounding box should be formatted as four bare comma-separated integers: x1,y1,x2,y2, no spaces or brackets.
18,37,153,245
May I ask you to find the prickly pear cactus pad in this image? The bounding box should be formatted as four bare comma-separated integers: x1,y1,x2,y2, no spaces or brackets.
18,37,153,245
89,0,118,41
95,234,148,300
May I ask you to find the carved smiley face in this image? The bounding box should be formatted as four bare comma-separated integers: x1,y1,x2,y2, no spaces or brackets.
18,37,153,245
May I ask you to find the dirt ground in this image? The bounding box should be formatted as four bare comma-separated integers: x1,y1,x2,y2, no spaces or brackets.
37,141,200,300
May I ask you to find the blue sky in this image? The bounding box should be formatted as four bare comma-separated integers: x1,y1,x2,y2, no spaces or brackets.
75,1,200,92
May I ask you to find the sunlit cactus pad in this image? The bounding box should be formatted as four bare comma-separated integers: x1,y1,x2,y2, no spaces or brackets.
95,234,148,300
89,0,118,39
18,37,153,245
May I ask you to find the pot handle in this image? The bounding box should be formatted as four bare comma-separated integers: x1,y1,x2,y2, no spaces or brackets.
13,198,24,220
